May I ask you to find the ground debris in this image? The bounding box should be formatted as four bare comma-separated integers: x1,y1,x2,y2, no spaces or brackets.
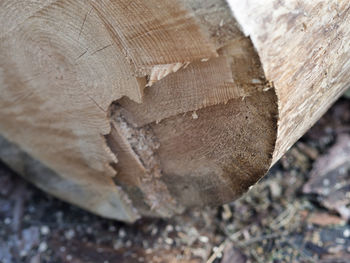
221,242,246,263
303,134,350,220
299,210,346,226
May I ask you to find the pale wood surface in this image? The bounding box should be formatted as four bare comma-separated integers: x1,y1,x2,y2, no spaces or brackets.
0,0,349,221
228,0,350,163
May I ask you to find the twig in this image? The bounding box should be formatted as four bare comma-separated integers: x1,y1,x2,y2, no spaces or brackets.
206,241,227,263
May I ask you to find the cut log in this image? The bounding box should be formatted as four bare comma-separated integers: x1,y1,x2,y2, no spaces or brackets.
0,0,349,222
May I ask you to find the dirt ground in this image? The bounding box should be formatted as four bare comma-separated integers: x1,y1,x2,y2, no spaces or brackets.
0,97,349,263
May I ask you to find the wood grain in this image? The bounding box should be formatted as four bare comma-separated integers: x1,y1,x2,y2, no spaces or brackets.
0,0,349,221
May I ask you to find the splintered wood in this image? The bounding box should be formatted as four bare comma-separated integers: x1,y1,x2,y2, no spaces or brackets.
1,0,350,222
